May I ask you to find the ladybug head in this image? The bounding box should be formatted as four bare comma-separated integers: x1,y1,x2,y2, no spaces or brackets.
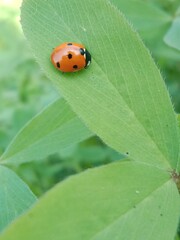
85,49,91,68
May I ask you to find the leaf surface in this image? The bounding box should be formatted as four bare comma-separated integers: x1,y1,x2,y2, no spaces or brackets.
21,0,180,169
1,98,92,164
0,161,179,240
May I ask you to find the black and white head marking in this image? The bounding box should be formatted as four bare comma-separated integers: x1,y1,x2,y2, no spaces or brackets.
79,48,86,57
84,49,91,68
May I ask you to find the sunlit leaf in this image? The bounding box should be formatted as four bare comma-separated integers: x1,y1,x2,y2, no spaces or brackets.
0,161,179,240
21,0,180,170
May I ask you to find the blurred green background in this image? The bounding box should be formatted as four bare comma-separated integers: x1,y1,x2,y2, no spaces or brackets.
0,0,180,197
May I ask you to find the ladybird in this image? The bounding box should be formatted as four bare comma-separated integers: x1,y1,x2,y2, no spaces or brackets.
51,42,91,73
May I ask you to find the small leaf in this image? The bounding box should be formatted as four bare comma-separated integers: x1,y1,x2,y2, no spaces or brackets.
0,166,36,232
0,98,92,164
164,16,180,51
0,161,179,240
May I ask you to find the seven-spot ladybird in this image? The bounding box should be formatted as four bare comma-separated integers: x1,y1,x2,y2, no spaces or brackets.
51,42,91,73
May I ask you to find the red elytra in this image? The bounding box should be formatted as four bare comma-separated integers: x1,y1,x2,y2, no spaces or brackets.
51,42,91,73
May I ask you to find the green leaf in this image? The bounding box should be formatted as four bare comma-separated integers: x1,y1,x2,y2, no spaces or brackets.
0,161,179,240
21,0,179,169
0,98,92,164
0,166,36,232
164,16,180,51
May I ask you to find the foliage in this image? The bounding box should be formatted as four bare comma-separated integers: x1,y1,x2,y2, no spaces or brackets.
0,0,180,239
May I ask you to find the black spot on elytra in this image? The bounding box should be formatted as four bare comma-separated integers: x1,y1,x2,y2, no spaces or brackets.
73,65,78,69
68,53,72,59
67,43,72,45
80,48,85,55
56,62,60,68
